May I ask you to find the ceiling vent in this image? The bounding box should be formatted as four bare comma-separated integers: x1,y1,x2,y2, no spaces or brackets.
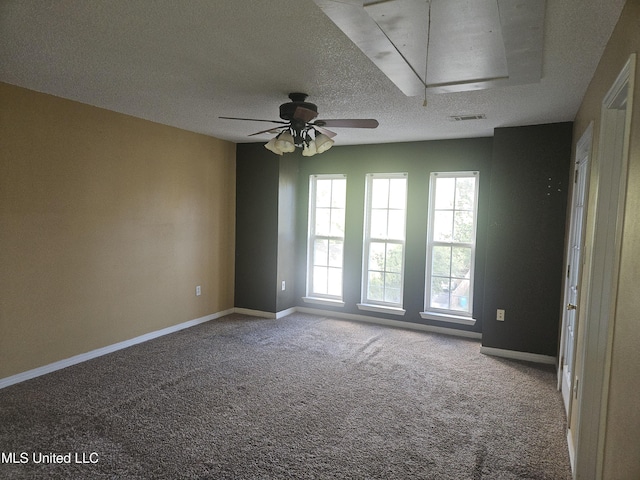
448,114,487,121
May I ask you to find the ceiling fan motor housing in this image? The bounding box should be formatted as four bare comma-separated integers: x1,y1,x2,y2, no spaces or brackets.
279,92,318,121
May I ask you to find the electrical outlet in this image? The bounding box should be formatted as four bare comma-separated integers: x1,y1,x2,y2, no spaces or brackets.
497,309,505,321
281,280,286,291
196,285,201,296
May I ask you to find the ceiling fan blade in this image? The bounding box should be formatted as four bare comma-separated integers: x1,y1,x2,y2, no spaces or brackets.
312,126,337,138
219,116,288,125
292,106,318,123
248,126,288,136
314,119,379,129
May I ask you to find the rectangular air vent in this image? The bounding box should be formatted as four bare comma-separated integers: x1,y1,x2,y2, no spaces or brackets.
449,114,487,121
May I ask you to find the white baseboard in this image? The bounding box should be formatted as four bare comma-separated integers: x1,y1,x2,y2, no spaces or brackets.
233,308,276,319
296,306,482,339
276,307,297,319
0,309,234,390
480,346,557,365
231,307,296,319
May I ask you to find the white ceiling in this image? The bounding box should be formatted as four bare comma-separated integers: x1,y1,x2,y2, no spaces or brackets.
0,0,626,146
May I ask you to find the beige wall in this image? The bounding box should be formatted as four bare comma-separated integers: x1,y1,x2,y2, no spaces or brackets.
0,83,236,379
571,0,640,477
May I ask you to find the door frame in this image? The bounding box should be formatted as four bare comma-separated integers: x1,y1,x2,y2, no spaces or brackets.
572,53,635,479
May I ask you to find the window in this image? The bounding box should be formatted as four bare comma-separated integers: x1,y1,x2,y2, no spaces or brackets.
305,174,347,305
423,172,479,324
359,173,408,315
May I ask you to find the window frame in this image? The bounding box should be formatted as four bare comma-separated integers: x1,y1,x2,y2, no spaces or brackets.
303,174,347,307
358,172,408,315
422,171,479,325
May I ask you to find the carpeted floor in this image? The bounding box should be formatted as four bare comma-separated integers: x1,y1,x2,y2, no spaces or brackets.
0,313,572,479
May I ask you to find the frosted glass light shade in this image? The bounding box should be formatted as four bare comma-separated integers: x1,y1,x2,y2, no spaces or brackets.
275,132,296,153
315,134,334,153
302,140,317,157
264,137,283,155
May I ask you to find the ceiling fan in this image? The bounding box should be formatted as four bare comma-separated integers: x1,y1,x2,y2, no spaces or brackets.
220,93,379,156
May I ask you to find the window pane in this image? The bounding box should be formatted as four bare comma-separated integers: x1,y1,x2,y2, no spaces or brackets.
433,211,454,241
450,278,470,313
386,243,403,273
434,177,455,209
330,207,345,236
316,179,332,207
432,246,452,276
368,271,384,301
368,242,386,271
313,266,328,295
453,211,473,242
385,288,402,304
451,247,471,277
370,209,388,238
328,240,343,267
455,177,475,210
387,210,405,240
386,272,402,290
430,276,451,309
327,267,343,296
385,272,402,301
371,178,389,208
313,239,328,266
388,178,406,209
315,208,331,236
331,179,346,208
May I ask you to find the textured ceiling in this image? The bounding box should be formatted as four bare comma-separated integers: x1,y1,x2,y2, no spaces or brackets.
0,0,626,146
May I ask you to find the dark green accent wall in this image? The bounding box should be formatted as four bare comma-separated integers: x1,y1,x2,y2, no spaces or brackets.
482,123,573,356
235,144,300,313
235,122,572,356
234,144,279,312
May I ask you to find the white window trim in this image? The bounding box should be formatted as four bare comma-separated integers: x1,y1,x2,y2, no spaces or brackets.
419,311,476,325
361,172,408,310
423,171,479,324
305,174,347,302
357,303,406,316
303,296,345,308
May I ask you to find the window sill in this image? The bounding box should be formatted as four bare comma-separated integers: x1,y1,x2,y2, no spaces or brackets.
302,297,345,308
357,303,406,316
419,311,476,326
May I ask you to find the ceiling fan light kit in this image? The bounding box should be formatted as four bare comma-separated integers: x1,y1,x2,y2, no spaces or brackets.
220,93,377,156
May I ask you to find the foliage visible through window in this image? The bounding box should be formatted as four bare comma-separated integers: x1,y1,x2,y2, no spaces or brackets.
426,172,478,316
306,175,347,300
362,173,408,307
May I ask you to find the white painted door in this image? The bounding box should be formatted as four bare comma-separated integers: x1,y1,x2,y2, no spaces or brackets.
558,125,591,415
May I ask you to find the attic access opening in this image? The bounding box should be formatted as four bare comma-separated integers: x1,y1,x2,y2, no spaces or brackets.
313,0,545,95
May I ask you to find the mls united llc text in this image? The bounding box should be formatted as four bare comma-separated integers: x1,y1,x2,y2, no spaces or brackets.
1,452,99,464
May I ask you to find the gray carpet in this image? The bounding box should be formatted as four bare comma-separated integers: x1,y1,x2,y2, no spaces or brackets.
0,313,572,479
